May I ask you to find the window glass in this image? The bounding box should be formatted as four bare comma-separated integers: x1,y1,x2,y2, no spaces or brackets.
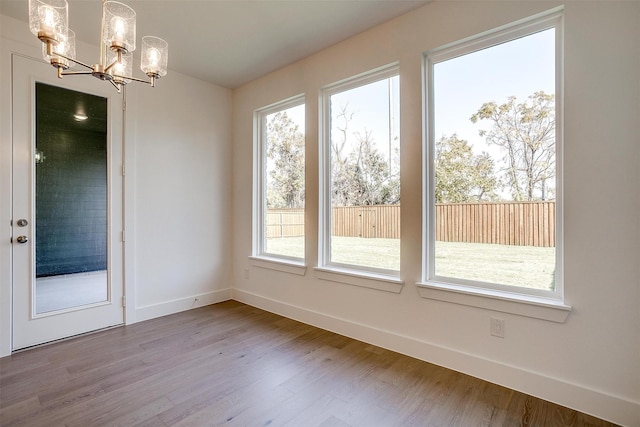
256,101,305,260
427,19,561,295
323,70,400,273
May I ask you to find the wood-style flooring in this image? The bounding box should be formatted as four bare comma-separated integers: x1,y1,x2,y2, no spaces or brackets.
0,301,617,426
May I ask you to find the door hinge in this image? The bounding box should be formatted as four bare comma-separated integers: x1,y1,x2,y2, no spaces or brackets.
121,230,125,242
121,165,126,176
121,296,126,307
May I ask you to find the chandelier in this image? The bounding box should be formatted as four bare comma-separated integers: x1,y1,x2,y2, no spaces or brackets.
29,0,168,92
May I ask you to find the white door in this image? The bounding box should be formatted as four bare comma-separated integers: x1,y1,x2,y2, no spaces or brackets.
12,53,124,350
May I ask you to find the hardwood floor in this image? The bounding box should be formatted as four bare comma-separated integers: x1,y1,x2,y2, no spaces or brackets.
0,301,617,426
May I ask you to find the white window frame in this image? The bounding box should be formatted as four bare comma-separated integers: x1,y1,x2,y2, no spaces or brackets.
251,95,307,275
316,63,404,292
419,9,571,321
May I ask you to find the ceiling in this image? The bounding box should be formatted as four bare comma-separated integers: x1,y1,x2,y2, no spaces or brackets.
1,0,429,88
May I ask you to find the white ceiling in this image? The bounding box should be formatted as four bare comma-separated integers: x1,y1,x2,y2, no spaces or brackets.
1,0,429,88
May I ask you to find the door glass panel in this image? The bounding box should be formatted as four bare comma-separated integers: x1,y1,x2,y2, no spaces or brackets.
35,82,109,314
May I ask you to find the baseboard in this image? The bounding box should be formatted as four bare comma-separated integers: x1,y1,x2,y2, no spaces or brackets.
232,288,639,427
136,288,232,322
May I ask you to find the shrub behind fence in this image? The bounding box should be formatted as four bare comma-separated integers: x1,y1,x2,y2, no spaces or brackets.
266,201,555,247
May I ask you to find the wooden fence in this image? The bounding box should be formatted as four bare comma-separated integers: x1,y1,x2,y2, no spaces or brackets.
266,201,555,247
266,209,305,238
435,201,555,247
265,206,400,240
330,205,401,239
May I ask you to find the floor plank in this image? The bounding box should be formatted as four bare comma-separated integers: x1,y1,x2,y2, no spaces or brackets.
0,301,619,426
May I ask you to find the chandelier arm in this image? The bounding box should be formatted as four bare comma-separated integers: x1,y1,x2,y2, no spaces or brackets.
103,50,124,73
104,58,119,73
108,79,121,93
51,51,93,70
100,0,107,67
118,75,155,86
60,70,94,76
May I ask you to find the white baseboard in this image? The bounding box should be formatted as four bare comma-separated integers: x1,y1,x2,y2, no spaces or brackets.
232,288,639,427
135,288,232,322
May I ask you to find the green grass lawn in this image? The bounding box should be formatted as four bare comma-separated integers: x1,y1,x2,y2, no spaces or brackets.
266,236,555,290
434,241,555,290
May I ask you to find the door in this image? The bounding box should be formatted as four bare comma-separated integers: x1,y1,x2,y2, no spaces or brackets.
358,208,377,238
11,53,124,350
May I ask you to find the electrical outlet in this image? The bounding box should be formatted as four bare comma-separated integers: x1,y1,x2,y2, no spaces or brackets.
490,317,505,338
244,269,250,279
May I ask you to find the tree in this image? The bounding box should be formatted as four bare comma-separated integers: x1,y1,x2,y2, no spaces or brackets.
435,134,500,203
266,111,305,208
470,91,555,201
330,104,400,207
330,103,356,206
347,129,399,206
266,102,400,208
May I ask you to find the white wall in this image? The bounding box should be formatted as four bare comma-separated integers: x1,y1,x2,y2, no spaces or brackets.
231,2,640,425
0,14,234,350
124,53,233,323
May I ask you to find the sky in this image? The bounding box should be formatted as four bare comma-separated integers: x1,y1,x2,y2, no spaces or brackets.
329,76,400,162
433,28,555,156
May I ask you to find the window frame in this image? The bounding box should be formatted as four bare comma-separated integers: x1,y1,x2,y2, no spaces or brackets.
317,63,403,290
419,9,571,320
252,95,307,272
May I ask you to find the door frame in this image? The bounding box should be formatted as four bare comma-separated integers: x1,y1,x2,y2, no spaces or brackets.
9,51,126,351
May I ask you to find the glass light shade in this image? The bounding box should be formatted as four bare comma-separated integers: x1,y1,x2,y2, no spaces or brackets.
102,1,136,53
29,0,68,43
109,51,132,84
42,28,75,69
140,36,168,77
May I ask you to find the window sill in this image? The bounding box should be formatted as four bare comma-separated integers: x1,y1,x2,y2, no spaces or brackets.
416,281,571,323
250,256,307,276
314,266,404,293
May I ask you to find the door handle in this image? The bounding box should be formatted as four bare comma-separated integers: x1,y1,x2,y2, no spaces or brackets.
16,235,28,244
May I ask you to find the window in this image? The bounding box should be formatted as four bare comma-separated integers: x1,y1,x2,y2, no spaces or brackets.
253,97,305,263
319,65,400,280
423,11,565,306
